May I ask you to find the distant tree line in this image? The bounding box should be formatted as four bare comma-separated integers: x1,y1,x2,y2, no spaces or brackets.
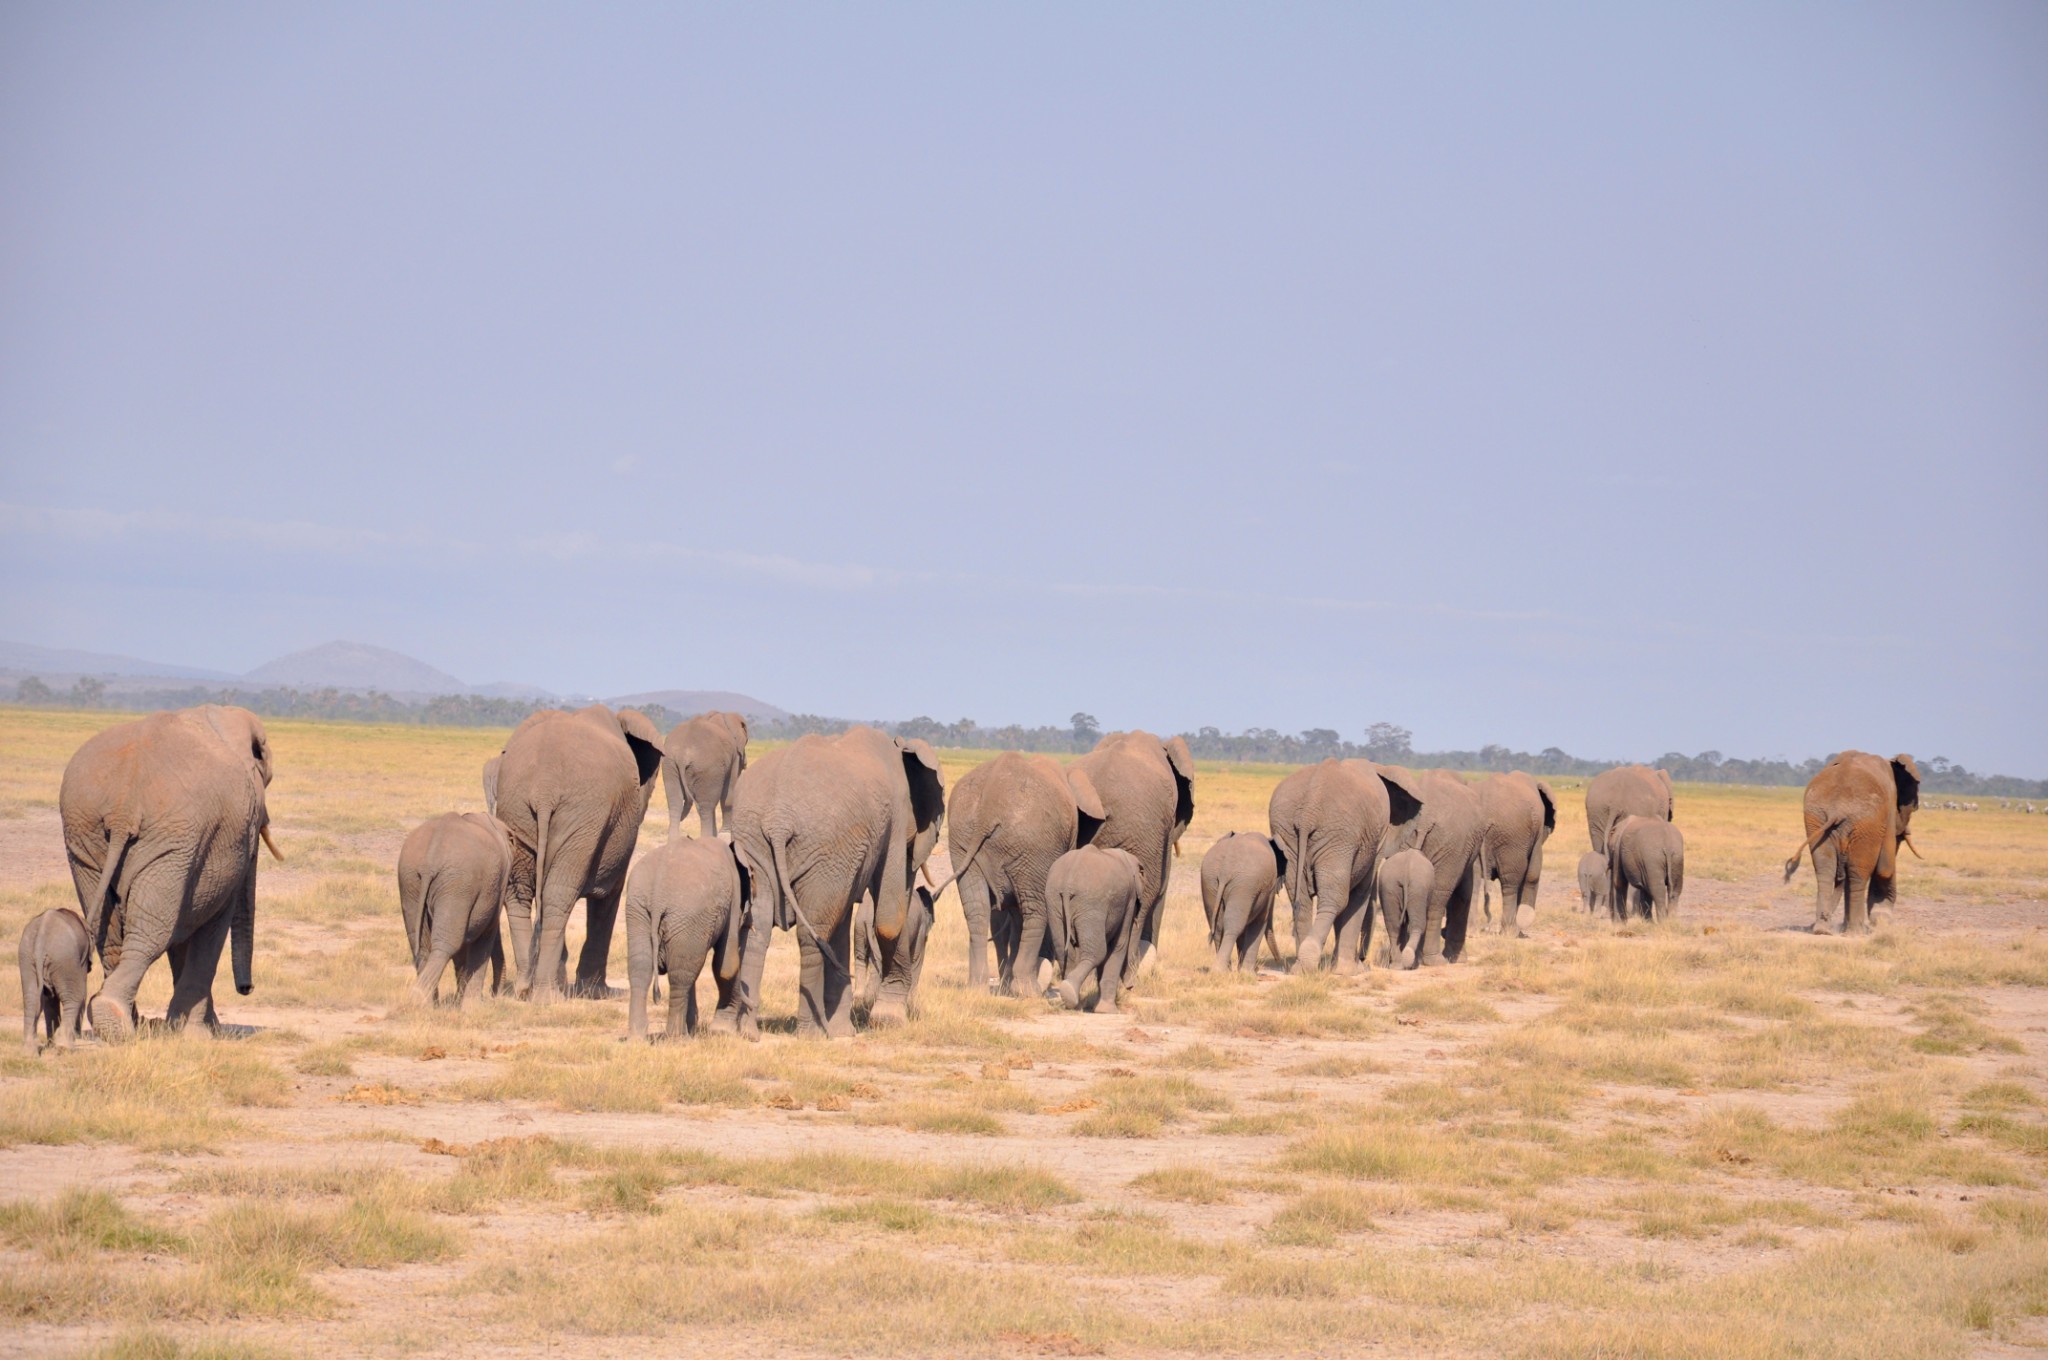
8,677,2043,796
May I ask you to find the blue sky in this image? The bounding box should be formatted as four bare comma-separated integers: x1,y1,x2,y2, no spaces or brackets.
2,3,2043,772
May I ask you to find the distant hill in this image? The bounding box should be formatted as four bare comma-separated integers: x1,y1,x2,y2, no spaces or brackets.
0,639,236,681
608,689,791,723
243,641,469,694
2,635,787,720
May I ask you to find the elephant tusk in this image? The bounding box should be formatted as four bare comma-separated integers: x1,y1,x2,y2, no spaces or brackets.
260,825,285,862
920,862,936,889
1901,834,1923,860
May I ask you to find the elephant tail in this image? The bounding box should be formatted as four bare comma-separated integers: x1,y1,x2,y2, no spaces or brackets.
931,821,1001,902
531,803,552,910
85,827,138,967
1782,818,1843,882
766,832,849,980
1208,877,1234,951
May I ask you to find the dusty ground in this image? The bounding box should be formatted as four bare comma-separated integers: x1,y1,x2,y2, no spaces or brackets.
1,710,2044,1359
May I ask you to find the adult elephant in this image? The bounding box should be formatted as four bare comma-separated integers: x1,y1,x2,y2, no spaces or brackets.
1386,768,1483,966
943,752,1105,995
1476,771,1557,938
1585,765,1673,855
662,711,749,839
1072,731,1195,982
494,705,665,1001
1783,751,1921,934
1270,759,1425,972
59,705,280,1040
728,726,945,1036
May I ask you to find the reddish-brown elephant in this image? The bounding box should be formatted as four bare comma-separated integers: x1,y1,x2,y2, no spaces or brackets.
1783,751,1921,934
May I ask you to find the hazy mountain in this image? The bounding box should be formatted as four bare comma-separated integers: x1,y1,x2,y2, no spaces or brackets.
5,635,787,717
243,641,469,694
0,639,237,681
608,689,791,722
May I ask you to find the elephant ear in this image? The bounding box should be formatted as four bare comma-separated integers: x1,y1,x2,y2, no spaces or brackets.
1890,756,1921,811
1653,768,1675,817
482,755,502,815
1377,766,1427,827
723,712,750,747
897,739,946,833
1065,766,1107,843
615,710,666,785
1163,736,1197,838
1268,837,1289,880
1535,780,1558,833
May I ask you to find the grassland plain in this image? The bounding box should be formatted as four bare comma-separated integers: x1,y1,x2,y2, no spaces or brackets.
1,705,2045,1359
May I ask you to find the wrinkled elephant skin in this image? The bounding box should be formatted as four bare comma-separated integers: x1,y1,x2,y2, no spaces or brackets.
662,712,749,840
1783,751,1920,934
495,705,664,1002
60,705,273,1041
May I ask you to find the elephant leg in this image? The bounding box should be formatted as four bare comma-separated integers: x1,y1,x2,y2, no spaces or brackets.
852,896,883,1010
1437,861,1476,964
504,892,538,997
90,900,167,1042
992,900,1023,993
823,912,855,1037
1332,869,1374,976
1844,865,1873,935
1098,912,1136,1014
733,912,770,1040
164,908,232,1033
573,887,622,998
414,905,468,1005
1014,899,1051,998
454,930,493,1006
1810,842,1841,934
19,944,39,1055
668,943,699,1038
960,868,996,991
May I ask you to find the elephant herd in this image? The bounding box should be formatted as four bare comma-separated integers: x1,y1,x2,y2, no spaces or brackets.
16,702,1929,1052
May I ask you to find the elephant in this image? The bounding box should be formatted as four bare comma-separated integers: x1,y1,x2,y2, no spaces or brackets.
1607,815,1685,922
1374,848,1436,969
624,832,752,1039
661,712,749,840
19,908,90,1055
1475,771,1556,938
728,726,945,1037
1200,832,1286,972
396,812,510,1006
1577,851,1610,914
1047,844,1142,1012
1782,751,1921,934
493,705,665,1002
942,751,1105,995
1585,765,1673,855
1386,768,1483,966
1269,759,1426,973
482,755,501,814
59,705,278,1041
1071,731,1195,983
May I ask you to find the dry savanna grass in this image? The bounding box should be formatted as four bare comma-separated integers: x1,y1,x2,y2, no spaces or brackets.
0,705,2045,1357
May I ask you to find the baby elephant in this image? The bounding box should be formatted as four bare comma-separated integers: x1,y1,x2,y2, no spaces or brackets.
1376,848,1436,970
624,833,752,1040
397,812,511,1006
1047,845,1143,1012
1577,851,1610,914
1607,816,1685,922
19,908,91,1055
1201,832,1286,972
